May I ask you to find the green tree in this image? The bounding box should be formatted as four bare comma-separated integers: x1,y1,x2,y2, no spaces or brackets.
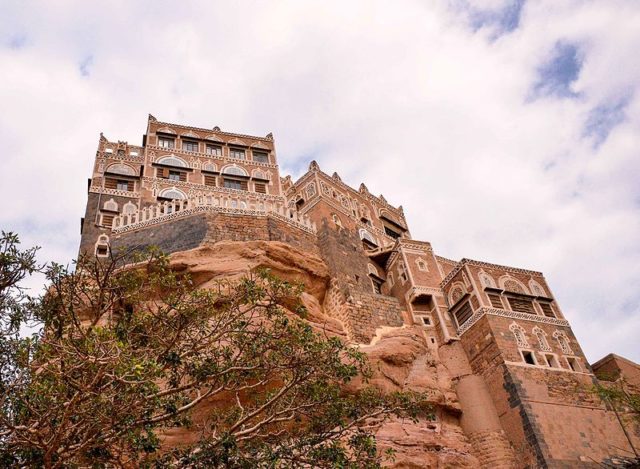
0,240,430,468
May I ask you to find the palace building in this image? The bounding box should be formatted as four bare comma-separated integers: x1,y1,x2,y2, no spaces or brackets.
79,115,640,468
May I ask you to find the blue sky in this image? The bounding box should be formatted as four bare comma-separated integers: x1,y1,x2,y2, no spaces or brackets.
0,0,639,362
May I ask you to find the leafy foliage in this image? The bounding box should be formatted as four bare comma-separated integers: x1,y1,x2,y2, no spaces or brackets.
0,241,431,468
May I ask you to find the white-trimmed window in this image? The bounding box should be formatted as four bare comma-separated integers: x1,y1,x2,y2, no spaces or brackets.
510,323,529,348
543,353,560,368
415,258,428,271
520,350,537,366
158,136,174,149
229,148,246,160
533,327,551,352
553,331,573,355
182,140,198,152
206,144,222,156
253,151,269,163
566,356,581,372
397,262,408,283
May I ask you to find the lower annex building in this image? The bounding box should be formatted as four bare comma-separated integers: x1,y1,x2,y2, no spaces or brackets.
79,115,640,468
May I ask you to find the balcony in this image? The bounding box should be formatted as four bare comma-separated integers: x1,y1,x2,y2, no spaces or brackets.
111,194,316,235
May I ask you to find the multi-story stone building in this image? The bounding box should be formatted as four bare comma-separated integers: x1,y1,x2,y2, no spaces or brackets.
79,115,640,468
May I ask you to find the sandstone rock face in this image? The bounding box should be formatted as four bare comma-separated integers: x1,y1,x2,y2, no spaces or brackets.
164,241,481,467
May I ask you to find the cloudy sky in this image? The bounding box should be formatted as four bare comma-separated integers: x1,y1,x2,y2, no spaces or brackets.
1,0,638,363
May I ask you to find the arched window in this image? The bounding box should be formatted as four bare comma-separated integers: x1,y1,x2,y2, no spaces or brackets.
500,276,528,294
105,163,137,176
359,229,378,248
529,279,546,297
367,264,378,276
222,166,248,177
449,283,466,305
122,202,137,215
306,183,316,197
553,331,573,354
95,234,110,258
253,169,267,180
332,214,342,227
510,323,529,348
202,162,216,172
397,262,408,283
157,155,188,168
159,188,186,200
103,199,118,212
415,258,428,272
479,271,496,288
533,327,551,351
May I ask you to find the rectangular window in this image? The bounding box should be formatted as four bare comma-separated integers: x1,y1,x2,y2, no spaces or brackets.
229,148,245,160
538,302,556,318
158,137,174,149
522,350,536,365
224,179,247,191
206,144,222,156
168,171,181,182
544,354,559,368
96,245,108,257
370,277,383,295
487,293,503,309
116,180,129,191
101,213,115,228
566,357,580,372
384,226,401,239
182,140,198,152
204,175,217,187
453,301,473,328
253,151,269,163
419,315,432,326
508,297,536,315
254,182,267,194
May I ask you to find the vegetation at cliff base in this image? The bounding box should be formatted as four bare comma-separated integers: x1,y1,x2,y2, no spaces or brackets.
0,232,430,468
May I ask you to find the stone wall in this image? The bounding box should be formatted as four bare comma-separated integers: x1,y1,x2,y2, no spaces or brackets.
110,212,318,257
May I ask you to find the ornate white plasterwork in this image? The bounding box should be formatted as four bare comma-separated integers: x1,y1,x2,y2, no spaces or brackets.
510,323,530,348
456,307,570,336
533,326,552,352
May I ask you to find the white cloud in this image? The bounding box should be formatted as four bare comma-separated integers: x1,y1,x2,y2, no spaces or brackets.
0,0,638,363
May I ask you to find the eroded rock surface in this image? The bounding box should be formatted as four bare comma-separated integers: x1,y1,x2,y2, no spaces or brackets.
163,241,480,467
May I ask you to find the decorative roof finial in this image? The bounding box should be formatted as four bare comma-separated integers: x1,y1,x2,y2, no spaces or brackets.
359,183,369,194
213,126,221,131
266,132,273,140
99,132,107,142
309,160,320,172
332,172,342,182
148,114,157,122
379,194,387,203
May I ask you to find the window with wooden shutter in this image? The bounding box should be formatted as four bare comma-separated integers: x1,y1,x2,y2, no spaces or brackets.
508,297,536,314
487,293,503,309
126,181,135,191
224,179,247,191
453,301,473,328
204,175,217,187
101,213,115,228
538,302,555,318
254,182,267,194
105,178,118,189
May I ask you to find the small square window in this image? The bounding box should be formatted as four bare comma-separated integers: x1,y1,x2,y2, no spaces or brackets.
420,316,432,326
522,350,536,365
168,171,181,182
158,137,174,149
116,180,129,191
253,151,269,163
254,182,267,194
96,245,108,257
